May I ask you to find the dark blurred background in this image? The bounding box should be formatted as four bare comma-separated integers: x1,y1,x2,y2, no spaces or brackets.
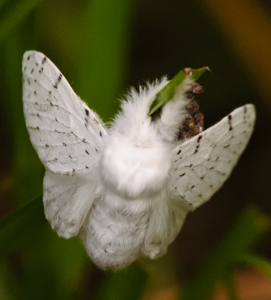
0,0,271,299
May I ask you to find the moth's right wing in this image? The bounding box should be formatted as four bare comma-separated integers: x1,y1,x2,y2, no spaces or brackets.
23,51,106,238
163,104,255,247
170,104,256,210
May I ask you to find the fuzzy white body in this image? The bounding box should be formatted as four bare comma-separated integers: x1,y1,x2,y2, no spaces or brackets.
23,51,256,270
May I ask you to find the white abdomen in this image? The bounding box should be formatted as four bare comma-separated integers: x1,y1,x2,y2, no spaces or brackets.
81,196,151,270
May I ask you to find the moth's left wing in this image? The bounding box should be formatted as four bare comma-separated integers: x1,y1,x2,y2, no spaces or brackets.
22,51,106,238
170,104,256,209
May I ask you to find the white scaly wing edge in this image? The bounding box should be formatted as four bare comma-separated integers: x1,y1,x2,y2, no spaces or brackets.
170,104,256,210
23,51,107,238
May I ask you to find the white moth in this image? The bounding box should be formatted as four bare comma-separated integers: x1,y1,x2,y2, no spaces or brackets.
22,51,256,270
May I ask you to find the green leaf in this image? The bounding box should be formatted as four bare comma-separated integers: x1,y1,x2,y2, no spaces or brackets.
148,67,209,117
0,197,45,259
180,208,270,300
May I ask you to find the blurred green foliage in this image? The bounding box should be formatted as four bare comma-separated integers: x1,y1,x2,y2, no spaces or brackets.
0,0,271,299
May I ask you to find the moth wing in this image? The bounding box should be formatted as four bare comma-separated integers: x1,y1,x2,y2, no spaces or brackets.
23,51,105,238
43,170,98,238
23,51,107,175
170,104,256,210
140,198,189,259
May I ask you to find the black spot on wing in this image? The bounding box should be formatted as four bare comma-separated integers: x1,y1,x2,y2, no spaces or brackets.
243,106,247,123
177,149,181,155
228,114,233,131
53,74,62,89
100,131,102,137
85,109,89,116
42,56,47,64
194,134,203,154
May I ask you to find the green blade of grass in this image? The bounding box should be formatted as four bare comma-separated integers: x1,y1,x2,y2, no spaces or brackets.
76,0,134,122
180,208,270,300
148,67,209,117
0,0,42,43
2,25,43,206
0,197,45,259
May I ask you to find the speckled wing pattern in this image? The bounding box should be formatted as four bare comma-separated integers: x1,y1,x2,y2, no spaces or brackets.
22,51,106,238
171,104,256,209
22,51,107,175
